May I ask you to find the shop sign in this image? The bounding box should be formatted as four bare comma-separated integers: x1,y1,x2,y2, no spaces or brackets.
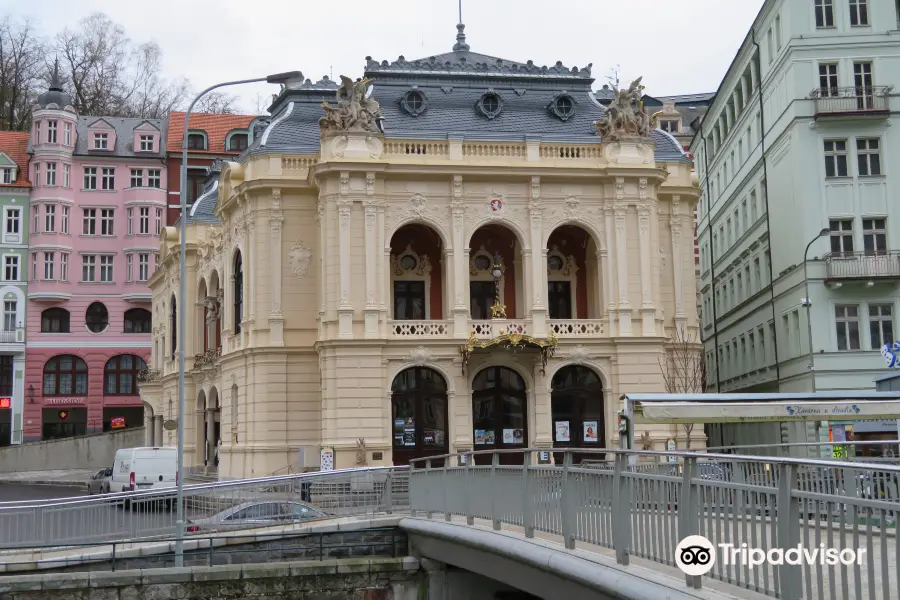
0,398,10,409
881,341,900,368
111,416,126,429
58,410,69,420
45,397,85,405
163,420,177,430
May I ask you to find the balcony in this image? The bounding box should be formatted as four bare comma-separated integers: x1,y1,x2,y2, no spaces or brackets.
0,328,24,344
549,320,605,337
825,251,900,282
389,320,450,338
470,320,528,339
811,86,892,120
122,186,166,205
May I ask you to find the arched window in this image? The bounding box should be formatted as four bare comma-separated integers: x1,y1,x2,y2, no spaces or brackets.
123,308,151,333
187,133,206,150
551,365,605,463
41,307,70,333
104,354,147,395
43,355,88,396
390,367,448,466
233,251,243,333
472,366,527,465
85,302,108,333
169,296,177,357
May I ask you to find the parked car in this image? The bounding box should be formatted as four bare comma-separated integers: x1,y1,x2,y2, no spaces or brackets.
87,468,112,495
185,501,328,532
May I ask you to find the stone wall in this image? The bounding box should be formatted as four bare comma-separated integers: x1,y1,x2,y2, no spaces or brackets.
0,557,422,600
0,427,145,472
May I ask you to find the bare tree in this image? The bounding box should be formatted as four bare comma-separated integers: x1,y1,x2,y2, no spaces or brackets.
658,326,707,448
193,90,238,115
0,15,45,131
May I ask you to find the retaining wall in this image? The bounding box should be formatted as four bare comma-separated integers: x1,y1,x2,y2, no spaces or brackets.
0,427,145,472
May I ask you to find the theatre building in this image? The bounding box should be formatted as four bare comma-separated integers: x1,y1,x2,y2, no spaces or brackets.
140,26,702,477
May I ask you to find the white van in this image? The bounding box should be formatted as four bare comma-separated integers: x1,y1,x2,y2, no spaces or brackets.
110,447,178,494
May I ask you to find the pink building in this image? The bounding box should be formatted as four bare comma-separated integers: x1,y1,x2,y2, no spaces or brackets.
25,71,162,441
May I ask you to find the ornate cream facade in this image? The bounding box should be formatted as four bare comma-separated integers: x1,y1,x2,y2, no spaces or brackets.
139,33,702,478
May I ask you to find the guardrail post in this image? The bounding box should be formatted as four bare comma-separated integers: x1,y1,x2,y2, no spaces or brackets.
491,452,501,531
678,456,701,589
425,459,433,519
465,453,474,526
443,457,451,522
561,450,576,550
384,472,393,515
612,452,631,566
523,450,534,538
776,463,802,600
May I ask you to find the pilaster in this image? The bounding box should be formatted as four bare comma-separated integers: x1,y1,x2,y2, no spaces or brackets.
450,175,469,338
337,171,353,338
614,181,632,336
269,188,285,346
637,196,655,336
528,176,547,337
603,206,617,337
670,195,686,330
363,192,379,338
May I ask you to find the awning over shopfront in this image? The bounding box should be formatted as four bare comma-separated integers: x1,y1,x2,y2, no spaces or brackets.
459,331,558,375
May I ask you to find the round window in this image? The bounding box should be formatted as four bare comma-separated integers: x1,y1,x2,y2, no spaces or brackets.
556,96,574,117
406,91,424,112
85,302,109,333
400,255,418,271
482,94,500,115
548,255,564,271
474,255,491,271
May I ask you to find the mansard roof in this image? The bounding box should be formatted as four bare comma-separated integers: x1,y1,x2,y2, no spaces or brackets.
75,116,167,158
184,159,225,225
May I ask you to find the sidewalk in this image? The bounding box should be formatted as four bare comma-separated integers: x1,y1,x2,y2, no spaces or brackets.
0,469,95,487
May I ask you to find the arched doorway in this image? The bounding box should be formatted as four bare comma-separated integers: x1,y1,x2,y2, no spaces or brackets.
472,366,528,465
551,365,604,464
390,367,449,467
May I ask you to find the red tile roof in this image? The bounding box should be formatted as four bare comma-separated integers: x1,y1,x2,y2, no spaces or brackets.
166,112,256,154
0,131,32,188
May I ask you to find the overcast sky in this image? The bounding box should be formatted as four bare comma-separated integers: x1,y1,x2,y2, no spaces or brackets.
13,0,765,114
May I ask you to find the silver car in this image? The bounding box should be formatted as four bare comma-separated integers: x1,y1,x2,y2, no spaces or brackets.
185,501,327,532
87,468,112,495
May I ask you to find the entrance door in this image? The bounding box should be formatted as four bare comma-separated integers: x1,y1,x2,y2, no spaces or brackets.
41,407,88,440
0,409,10,446
391,367,449,467
551,365,604,465
472,366,528,465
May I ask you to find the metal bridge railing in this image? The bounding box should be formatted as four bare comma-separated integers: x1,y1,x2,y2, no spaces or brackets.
409,448,899,600
0,466,408,549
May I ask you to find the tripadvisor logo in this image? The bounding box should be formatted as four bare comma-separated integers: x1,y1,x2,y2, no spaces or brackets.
675,535,716,576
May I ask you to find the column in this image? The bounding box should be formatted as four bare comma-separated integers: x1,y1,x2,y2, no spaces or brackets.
528,176,547,337
154,416,164,447
614,196,632,336
451,175,469,338
364,199,378,338
205,409,216,472
270,188,285,346
337,172,353,338
603,207,617,337
638,204,655,336
670,196,686,329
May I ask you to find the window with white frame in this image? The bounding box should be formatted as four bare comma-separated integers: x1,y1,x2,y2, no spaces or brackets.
60,253,68,281
130,169,142,188
849,0,869,26
148,169,161,188
155,208,162,235
100,208,114,236
139,135,154,152
126,254,133,282
5,208,19,235
45,162,56,186
83,208,97,235
81,255,96,282
815,0,835,27
658,119,679,133
127,208,134,235
101,167,115,190
138,207,150,234
3,255,19,281
42,251,54,280
31,206,39,233
47,120,57,144
824,140,848,177
30,252,36,280
61,206,69,234
33,163,39,187
44,204,55,233
829,219,854,255
869,304,893,350
819,64,838,97
862,218,886,255
857,139,881,176
100,255,113,282
835,305,861,351
93,133,108,150
3,301,15,331
83,167,97,190
64,123,70,145
1,168,12,184
63,164,70,187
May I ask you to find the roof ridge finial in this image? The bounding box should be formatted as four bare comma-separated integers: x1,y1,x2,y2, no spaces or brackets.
453,0,470,52
49,57,63,92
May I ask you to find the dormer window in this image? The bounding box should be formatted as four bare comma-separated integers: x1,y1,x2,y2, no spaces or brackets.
400,89,428,117
548,92,577,121
1,168,13,184
476,91,503,120
229,134,248,152
93,133,108,150
187,133,206,150
659,119,680,133
139,135,154,152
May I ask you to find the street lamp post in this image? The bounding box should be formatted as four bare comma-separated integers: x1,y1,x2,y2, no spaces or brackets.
802,227,830,459
174,71,302,567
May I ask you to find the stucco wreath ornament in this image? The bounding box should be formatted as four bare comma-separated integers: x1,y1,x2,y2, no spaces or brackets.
289,241,312,279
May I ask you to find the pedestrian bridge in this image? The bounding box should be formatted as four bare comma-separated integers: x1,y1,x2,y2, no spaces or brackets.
0,448,896,600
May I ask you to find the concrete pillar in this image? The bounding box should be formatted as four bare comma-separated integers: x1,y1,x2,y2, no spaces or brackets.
154,416,164,447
